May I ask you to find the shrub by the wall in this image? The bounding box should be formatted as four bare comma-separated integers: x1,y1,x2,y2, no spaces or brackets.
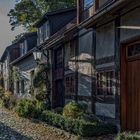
16,99,34,117
115,132,140,140
41,111,117,137
0,86,4,99
2,91,17,109
16,99,47,118
63,102,85,119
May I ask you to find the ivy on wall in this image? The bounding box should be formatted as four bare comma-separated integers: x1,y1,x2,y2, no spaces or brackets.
33,64,48,89
32,63,51,109
9,66,19,92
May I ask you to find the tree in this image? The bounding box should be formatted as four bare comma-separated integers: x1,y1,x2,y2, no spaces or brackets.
8,0,76,32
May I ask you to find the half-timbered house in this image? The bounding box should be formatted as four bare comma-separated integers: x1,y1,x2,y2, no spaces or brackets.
77,0,140,131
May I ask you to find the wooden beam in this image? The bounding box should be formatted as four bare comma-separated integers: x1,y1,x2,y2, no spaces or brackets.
77,0,84,24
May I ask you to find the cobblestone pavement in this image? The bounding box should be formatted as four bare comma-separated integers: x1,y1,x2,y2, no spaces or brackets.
0,107,116,140
0,107,77,140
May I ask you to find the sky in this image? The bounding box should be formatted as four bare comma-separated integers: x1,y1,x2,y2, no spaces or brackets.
0,0,23,57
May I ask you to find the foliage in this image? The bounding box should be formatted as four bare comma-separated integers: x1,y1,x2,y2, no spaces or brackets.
9,66,19,93
0,86,5,99
16,99,47,118
115,132,140,140
35,92,46,101
33,64,47,88
41,110,117,137
9,66,19,82
2,91,17,109
16,99,34,117
8,0,76,31
32,63,51,109
63,101,86,119
0,75,4,88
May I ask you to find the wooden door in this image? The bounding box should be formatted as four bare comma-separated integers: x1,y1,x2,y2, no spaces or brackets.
121,41,140,131
55,79,64,107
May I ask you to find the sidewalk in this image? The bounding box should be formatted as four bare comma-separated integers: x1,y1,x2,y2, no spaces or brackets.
0,107,116,140
0,107,77,140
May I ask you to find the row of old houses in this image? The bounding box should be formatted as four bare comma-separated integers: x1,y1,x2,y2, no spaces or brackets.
1,0,140,131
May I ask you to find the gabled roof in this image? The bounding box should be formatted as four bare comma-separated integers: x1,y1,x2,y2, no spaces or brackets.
1,32,37,62
13,32,37,44
35,7,76,27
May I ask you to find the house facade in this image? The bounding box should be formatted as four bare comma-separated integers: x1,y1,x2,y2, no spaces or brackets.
76,0,140,131
1,44,20,91
1,0,140,131
40,0,140,131
35,8,77,108
10,32,37,97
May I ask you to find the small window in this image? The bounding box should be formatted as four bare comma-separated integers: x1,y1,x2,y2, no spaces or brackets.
21,80,25,94
127,43,140,57
55,48,63,69
65,74,75,95
39,26,44,44
84,0,93,9
97,71,115,96
97,72,104,95
44,21,50,40
106,71,114,95
20,40,27,56
82,0,94,21
70,41,75,58
16,81,20,94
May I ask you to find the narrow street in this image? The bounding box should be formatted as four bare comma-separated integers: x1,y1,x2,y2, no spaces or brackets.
0,107,77,140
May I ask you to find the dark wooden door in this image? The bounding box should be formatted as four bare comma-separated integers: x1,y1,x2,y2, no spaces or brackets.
55,80,64,107
121,41,140,131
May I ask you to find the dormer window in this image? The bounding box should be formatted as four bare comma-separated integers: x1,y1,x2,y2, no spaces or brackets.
81,0,95,21
38,21,50,45
20,40,27,56
39,26,44,44
44,21,50,40
84,0,94,9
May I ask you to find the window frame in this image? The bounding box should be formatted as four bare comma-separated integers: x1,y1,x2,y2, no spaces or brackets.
65,74,75,95
96,70,115,97
44,21,50,40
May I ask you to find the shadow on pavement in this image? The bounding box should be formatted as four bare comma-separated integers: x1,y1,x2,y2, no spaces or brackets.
0,122,32,140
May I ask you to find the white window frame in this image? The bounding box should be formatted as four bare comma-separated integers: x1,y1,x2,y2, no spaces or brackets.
38,26,44,44
44,21,50,40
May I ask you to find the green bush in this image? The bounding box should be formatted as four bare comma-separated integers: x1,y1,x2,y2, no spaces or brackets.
33,100,47,118
35,92,46,101
2,91,17,109
0,86,4,99
16,99,34,117
41,110,117,137
115,132,140,140
16,99,47,118
63,101,85,119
